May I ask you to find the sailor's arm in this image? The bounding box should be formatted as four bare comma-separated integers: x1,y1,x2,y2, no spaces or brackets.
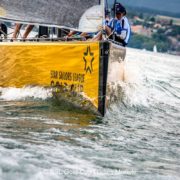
117,30,127,40
116,18,131,43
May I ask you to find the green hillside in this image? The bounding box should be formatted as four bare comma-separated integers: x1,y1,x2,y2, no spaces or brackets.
107,0,180,18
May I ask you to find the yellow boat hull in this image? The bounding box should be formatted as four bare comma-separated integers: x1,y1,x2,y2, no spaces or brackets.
0,41,125,116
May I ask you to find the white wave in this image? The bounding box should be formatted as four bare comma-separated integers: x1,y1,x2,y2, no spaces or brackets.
107,51,149,107
0,86,52,101
110,48,180,108
123,52,150,107
106,47,179,112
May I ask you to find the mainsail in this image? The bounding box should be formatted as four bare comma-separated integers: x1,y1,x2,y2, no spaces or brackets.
0,0,103,32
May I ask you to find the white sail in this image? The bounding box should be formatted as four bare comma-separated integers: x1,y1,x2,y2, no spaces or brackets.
79,5,103,32
0,0,103,32
153,45,158,53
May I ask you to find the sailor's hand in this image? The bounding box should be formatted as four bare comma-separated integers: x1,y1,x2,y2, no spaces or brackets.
64,35,69,41
119,30,126,40
115,31,126,40
97,25,103,31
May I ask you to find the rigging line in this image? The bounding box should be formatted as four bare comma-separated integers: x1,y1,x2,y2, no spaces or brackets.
113,0,117,17
7,32,14,36
60,28,70,34
0,29,6,36
105,0,108,10
0,36,84,41
4,23,14,30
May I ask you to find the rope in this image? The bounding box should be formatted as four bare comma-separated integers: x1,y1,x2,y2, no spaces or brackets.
0,29,6,36
0,36,85,42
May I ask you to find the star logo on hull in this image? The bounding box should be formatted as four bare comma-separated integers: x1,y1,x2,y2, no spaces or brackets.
83,46,94,74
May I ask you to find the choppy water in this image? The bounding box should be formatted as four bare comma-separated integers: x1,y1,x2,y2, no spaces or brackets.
0,48,180,180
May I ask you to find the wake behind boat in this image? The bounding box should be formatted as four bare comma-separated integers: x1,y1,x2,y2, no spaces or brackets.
0,0,127,116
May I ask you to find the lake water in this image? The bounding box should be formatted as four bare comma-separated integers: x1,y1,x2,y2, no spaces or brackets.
0,48,179,180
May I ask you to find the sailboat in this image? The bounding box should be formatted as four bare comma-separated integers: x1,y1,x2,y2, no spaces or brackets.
0,0,126,116
153,45,158,53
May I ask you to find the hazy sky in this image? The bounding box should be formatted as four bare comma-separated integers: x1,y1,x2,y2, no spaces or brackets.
109,0,180,14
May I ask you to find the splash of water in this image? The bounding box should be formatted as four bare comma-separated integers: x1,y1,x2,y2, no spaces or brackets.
0,86,52,101
107,48,180,110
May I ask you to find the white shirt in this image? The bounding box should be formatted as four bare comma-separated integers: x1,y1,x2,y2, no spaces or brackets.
120,16,131,44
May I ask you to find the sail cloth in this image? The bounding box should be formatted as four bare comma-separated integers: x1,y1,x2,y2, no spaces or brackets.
0,0,103,32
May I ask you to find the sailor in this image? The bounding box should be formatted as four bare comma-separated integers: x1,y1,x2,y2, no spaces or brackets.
93,4,131,47
107,4,131,46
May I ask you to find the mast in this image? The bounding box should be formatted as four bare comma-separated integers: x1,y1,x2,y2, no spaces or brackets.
100,0,105,25
105,0,108,15
113,0,117,17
